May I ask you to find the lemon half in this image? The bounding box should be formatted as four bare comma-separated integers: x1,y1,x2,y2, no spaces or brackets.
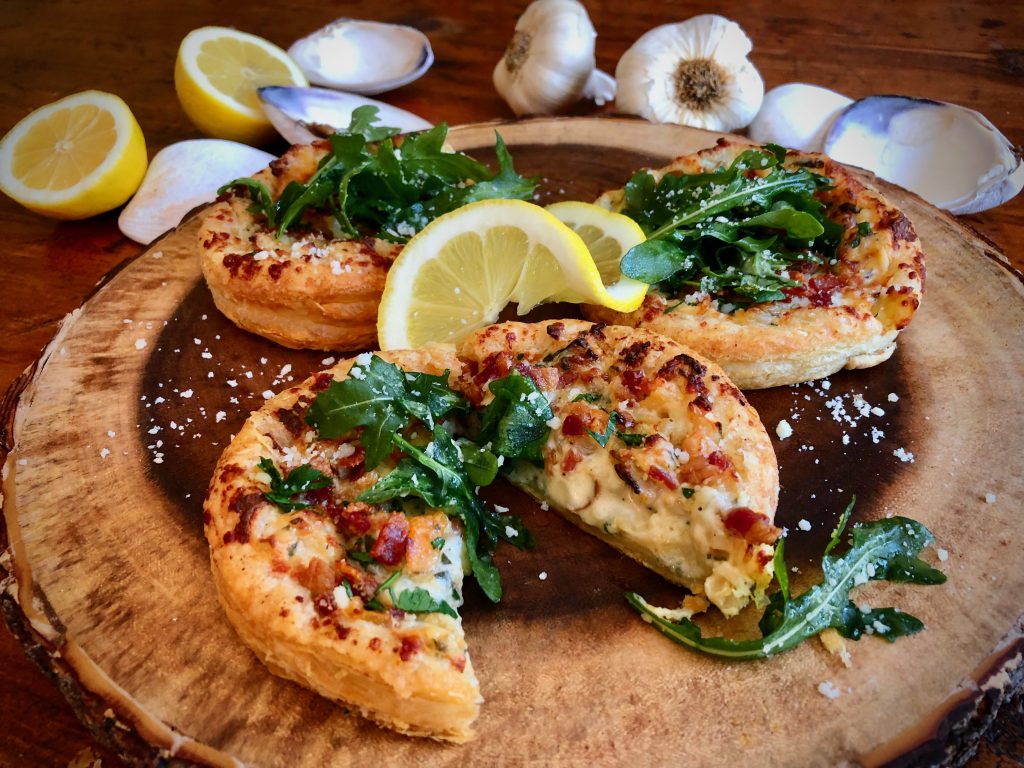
175,26,307,145
377,199,648,350
0,90,147,220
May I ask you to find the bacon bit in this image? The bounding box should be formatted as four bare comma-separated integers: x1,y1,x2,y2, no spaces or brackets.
369,637,382,651
202,231,230,249
724,507,781,545
221,252,260,280
226,491,263,544
707,451,731,470
335,625,351,640
399,636,422,661
296,557,336,597
561,449,582,472
268,262,285,281
615,462,642,494
335,445,365,470
450,655,467,672
275,406,307,438
370,513,410,565
561,413,587,437
621,340,651,367
314,594,337,617
658,353,712,412
303,485,333,508
546,322,565,340
616,410,636,430
312,372,334,391
756,549,774,568
621,369,652,400
331,502,372,536
647,465,679,490
473,350,514,385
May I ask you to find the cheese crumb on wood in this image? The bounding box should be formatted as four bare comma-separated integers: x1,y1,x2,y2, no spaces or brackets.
775,419,793,439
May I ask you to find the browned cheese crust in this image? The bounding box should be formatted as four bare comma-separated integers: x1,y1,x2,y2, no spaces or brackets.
198,142,401,350
457,320,780,616
584,140,926,389
204,346,481,742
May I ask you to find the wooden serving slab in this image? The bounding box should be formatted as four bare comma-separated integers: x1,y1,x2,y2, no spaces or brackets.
2,118,1022,767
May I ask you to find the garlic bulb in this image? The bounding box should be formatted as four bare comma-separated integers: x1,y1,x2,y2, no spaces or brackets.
615,15,764,132
493,0,597,116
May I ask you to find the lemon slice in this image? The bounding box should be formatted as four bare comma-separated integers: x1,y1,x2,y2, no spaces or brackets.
378,199,648,349
545,200,648,302
175,27,307,145
0,90,147,220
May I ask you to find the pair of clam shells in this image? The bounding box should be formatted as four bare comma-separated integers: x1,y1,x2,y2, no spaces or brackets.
748,85,1023,216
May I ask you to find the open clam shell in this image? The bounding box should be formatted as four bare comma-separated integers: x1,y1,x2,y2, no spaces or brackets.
824,95,1024,215
259,86,432,145
287,19,433,95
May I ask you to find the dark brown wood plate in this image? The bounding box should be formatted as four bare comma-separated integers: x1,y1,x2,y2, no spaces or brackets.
2,117,1022,767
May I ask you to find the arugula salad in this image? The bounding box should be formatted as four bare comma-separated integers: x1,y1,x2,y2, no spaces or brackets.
220,105,536,242
619,144,850,310
257,355,553,604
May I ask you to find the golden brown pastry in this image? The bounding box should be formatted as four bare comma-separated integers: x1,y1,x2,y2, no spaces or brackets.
457,320,780,616
204,347,480,742
584,140,925,389
198,142,400,350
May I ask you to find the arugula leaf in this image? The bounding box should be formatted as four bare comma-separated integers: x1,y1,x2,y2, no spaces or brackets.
258,457,332,512
586,413,616,448
619,145,843,309
305,356,468,469
626,500,946,659
357,426,533,603
457,439,500,486
477,372,553,461
394,587,458,618
220,107,536,240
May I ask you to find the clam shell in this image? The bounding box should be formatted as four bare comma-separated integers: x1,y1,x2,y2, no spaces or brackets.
287,19,433,95
824,95,1024,215
259,86,432,145
747,83,852,152
117,140,274,245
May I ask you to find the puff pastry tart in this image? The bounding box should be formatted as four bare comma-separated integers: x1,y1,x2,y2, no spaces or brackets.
456,320,780,617
584,140,925,389
199,142,400,351
204,347,481,742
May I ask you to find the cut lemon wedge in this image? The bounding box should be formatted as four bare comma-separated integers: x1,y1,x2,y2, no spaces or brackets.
545,200,648,298
175,27,307,145
378,199,649,350
0,90,147,220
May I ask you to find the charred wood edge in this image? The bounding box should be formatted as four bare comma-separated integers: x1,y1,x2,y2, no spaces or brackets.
0,123,1020,766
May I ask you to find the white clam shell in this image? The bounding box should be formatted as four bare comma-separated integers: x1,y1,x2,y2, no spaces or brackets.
118,140,274,245
824,96,1024,215
259,86,432,145
747,83,853,152
288,19,433,95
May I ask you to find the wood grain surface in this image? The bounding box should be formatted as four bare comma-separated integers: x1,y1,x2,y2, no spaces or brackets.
2,2,1023,766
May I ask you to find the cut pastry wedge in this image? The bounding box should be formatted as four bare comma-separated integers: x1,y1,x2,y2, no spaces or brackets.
0,90,147,219
175,26,307,144
377,199,648,349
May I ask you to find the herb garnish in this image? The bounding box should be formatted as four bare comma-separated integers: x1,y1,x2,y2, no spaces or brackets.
305,356,532,603
305,356,469,470
218,106,536,240
477,372,554,461
619,144,845,307
394,587,459,618
258,458,332,511
626,499,946,659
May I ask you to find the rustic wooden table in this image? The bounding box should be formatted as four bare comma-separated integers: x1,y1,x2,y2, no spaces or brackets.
1,1,1022,765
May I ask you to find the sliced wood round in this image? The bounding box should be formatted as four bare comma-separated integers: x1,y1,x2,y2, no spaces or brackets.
2,118,1023,767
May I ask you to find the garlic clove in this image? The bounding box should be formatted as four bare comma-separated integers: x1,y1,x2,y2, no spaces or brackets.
747,83,853,151
493,0,597,116
824,95,1024,215
582,68,617,106
615,15,764,132
118,140,274,245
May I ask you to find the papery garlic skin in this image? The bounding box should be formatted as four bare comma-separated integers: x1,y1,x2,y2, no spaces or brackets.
615,15,764,132
493,0,597,116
